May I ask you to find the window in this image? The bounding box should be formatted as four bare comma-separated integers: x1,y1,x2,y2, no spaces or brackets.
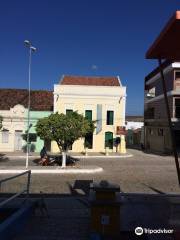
175,71,180,80
2,130,9,143
85,110,92,121
106,111,114,125
66,109,73,115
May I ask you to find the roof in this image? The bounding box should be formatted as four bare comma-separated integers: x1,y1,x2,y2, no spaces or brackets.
60,75,120,86
146,11,180,59
0,89,53,111
126,116,144,122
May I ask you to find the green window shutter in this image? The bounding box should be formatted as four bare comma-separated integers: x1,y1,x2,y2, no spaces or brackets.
66,109,73,115
85,110,92,121
107,111,114,125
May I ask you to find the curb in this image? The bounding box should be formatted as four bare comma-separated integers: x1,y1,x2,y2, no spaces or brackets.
0,167,103,174
6,154,133,159
74,154,133,159
5,156,38,159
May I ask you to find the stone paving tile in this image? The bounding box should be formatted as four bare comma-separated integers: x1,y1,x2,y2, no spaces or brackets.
0,148,178,194
13,197,90,240
15,217,90,240
10,194,180,240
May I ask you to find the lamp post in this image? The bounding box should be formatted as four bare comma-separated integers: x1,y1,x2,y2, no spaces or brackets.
24,40,36,169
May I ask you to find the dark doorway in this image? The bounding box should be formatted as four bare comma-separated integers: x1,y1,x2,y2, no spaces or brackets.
175,130,180,149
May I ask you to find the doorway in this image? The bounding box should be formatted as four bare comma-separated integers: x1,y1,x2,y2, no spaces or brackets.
14,130,23,151
105,132,113,149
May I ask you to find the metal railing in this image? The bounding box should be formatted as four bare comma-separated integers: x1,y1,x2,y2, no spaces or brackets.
0,170,31,208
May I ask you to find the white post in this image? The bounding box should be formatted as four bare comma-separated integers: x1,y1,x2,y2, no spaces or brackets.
105,147,109,156
122,95,126,127
24,40,36,169
62,151,66,168
26,47,32,169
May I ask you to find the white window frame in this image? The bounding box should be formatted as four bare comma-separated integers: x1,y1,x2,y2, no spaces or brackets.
2,130,9,143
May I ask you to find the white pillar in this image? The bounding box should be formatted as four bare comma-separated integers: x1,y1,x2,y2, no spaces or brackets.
122,95,126,126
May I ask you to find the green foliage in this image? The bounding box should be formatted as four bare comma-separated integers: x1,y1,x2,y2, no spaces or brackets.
36,112,96,151
22,132,37,143
0,116,2,130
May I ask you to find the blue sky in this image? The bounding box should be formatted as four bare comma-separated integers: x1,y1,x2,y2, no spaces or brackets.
0,0,180,115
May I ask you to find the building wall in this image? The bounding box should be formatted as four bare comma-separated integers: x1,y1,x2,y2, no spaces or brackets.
0,105,26,152
0,105,52,153
26,111,52,153
145,96,173,119
52,84,126,153
146,70,174,95
145,125,172,153
144,63,179,153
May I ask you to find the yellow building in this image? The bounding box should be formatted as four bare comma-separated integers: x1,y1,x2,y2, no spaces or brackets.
52,75,126,154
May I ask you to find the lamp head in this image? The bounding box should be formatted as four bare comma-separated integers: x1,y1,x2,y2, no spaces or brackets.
30,46,37,52
24,40,31,46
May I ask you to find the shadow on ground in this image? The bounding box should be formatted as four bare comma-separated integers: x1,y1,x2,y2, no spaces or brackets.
141,184,166,194
33,155,79,166
67,179,93,196
0,153,9,162
127,146,173,156
1,178,180,240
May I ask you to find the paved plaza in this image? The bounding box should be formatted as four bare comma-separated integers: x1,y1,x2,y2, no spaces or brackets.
0,149,179,194
1,149,180,240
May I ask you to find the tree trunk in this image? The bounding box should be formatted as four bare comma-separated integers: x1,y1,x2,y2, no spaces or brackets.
62,151,66,168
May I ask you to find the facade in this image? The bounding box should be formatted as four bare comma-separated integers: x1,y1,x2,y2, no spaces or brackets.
26,111,52,152
126,128,143,147
0,104,27,152
125,116,144,147
144,61,180,153
0,89,53,152
52,75,126,153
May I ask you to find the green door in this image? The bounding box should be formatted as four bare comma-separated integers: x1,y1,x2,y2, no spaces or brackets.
105,132,113,149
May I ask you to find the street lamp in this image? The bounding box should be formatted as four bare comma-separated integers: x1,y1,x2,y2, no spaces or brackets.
24,40,37,169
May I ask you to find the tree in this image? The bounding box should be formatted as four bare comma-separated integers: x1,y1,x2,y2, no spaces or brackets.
36,112,95,167
0,116,2,130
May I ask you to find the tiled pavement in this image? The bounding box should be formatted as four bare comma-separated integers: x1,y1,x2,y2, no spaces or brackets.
14,197,90,240
11,194,180,240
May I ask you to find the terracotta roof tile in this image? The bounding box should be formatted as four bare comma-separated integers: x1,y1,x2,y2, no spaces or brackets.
60,75,120,86
0,89,53,111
